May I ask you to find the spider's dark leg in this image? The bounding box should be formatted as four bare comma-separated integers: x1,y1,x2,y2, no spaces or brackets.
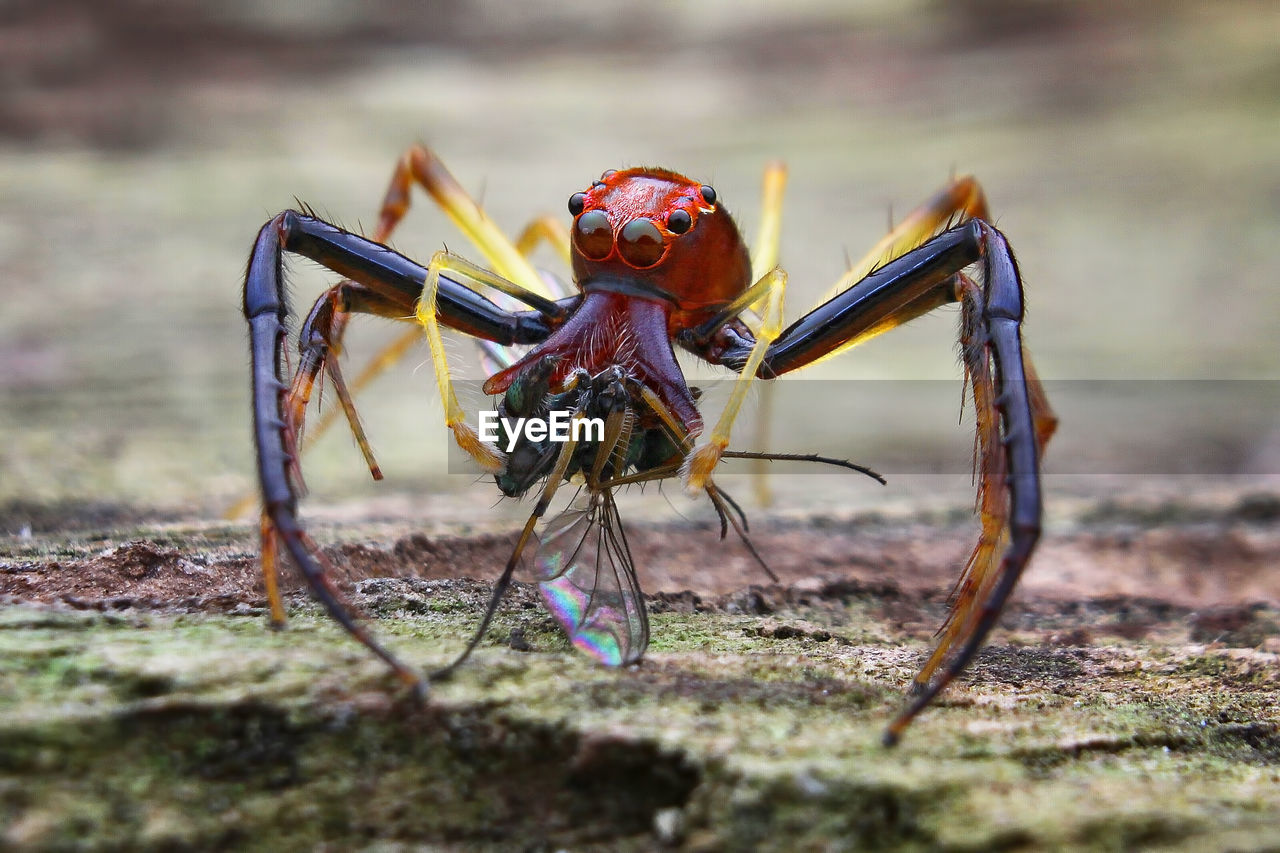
688,176,996,370
817,175,992,307
292,148,578,463
910,273,1057,697
262,169,435,494
683,175,994,496
244,210,560,686
753,223,982,375
705,219,1055,744
255,280,405,626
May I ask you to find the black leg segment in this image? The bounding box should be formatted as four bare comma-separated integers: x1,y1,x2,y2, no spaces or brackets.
705,219,1047,743
242,210,563,687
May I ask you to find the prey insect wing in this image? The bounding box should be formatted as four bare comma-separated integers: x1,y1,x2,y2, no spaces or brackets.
534,489,648,666
476,338,519,375
473,270,571,375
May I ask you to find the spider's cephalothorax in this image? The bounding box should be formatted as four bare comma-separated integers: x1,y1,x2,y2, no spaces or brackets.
243,146,1056,743
485,167,751,440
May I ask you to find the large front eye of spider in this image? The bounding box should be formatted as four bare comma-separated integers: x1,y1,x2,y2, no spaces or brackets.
667,208,692,234
574,209,614,260
618,218,665,268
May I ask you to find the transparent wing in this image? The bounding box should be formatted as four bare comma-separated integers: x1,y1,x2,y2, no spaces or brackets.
476,338,519,375
533,490,649,666
474,270,571,375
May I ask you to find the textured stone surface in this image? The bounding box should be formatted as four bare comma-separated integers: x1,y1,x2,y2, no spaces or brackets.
3,495,1280,850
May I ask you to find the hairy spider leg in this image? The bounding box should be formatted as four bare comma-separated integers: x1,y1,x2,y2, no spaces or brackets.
239,145,574,516
702,177,1053,703
414,250,567,472
799,179,1055,684
823,175,992,306
256,280,418,624
747,162,788,505
244,210,560,688
682,267,788,492
706,218,1054,744
687,174,995,500
247,149,576,621
908,273,1058,696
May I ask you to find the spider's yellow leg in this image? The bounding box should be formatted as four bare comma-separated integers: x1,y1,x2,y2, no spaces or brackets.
311,149,567,442
515,214,573,271
751,162,788,287
683,268,787,493
380,144,553,298
416,251,556,473
291,212,567,466
747,162,788,506
310,149,568,435
822,175,990,305
259,510,288,626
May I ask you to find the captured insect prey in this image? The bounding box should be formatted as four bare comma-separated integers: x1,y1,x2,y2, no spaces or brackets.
242,146,1056,743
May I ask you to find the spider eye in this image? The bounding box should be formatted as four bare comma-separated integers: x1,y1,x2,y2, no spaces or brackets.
699,185,717,205
667,209,692,235
568,192,586,217
574,209,613,260
618,218,665,268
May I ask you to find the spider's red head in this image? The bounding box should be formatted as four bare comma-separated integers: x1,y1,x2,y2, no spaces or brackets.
567,167,751,326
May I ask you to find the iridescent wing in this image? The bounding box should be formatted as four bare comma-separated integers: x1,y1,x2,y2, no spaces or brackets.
533,490,649,666
474,270,571,375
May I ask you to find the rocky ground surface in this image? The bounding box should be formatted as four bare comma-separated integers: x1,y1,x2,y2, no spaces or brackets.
3,1,1278,849
3,491,1279,851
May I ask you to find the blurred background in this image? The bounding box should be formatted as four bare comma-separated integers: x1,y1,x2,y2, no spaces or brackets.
1,0,1276,524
